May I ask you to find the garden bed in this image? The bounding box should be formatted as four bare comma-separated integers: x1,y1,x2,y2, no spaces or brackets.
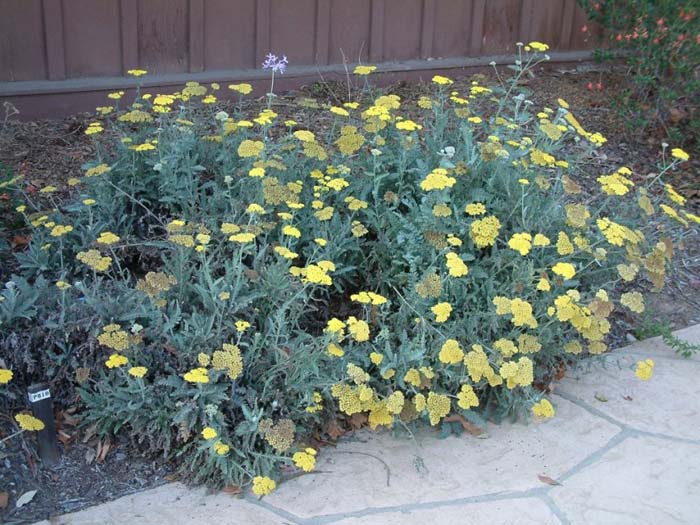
1,52,699,523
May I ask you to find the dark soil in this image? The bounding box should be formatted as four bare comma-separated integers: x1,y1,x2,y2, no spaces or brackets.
0,63,699,523
0,432,172,524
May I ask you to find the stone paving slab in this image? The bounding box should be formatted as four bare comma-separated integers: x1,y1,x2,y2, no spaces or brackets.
550,435,700,524
331,498,560,525
263,397,617,520
31,324,700,525
32,483,291,525
622,324,700,363
558,345,700,440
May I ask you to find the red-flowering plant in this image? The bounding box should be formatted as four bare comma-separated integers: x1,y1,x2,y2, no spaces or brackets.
578,0,700,144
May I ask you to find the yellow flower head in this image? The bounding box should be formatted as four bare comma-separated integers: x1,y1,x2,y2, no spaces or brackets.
128,366,147,378
353,65,377,75
439,339,464,364
671,148,689,162
292,448,317,472
252,476,276,496
105,353,129,369
229,83,253,94
0,369,13,384
635,359,654,381
432,75,454,85
551,262,576,280
15,413,45,431
532,399,555,418
201,427,217,440
431,302,453,323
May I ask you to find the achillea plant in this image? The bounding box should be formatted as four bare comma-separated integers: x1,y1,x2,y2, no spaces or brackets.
0,44,694,492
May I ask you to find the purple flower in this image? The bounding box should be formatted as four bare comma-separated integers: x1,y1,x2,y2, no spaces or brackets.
262,53,288,74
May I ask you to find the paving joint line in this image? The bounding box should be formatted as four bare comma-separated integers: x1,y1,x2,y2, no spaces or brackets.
242,493,305,525
248,388,690,524
300,490,547,525
538,492,571,525
554,391,700,446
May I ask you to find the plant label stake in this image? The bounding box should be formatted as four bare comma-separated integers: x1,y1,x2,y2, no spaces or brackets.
27,383,60,466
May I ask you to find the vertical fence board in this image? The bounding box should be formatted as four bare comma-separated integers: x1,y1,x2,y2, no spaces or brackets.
420,0,436,59
518,0,534,44
315,0,331,65
255,0,271,66
469,0,486,56
433,0,473,58
270,0,316,64
119,0,139,73
189,0,205,72
138,0,188,73
0,0,46,81
482,0,521,55
42,0,66,79
204,0,255,70
369,0,385,63
560,0,577,51
63,0,121,77
383,0,422,61
527,0,565,49
329,0,371,65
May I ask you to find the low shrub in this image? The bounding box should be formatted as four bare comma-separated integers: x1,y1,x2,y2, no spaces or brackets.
578,0,700,144
0,44,694,492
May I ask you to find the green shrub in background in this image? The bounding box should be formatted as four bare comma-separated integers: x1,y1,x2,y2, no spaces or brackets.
0,44,695,494
578,0,700,144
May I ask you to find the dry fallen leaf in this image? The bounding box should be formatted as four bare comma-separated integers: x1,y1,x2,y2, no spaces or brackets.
96,436,111,463
11,235,31,249
15,490,38,508
348,413,368,430
537,474,561,486
57,430,73,448
222,485,242,496
0,491,8,510
82,423,97,444
324,418,345,441
444,414,485,436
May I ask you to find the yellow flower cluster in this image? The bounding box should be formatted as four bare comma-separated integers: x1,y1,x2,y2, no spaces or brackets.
499,357,534,389
212,343,243,380
290,260,336,286
252,476,276,496
15,413,45,431
350,291,387,305
431,302,452,323
105,353,129,369
470,216,501,248
0,368,13,384
183,367,209,383
532,399,555,418
492,297,538,328
445,252,468,277
438,339,464,364
98,324,130,351
635,359,654,381
420,168,456,191
292,448,317,472
76,249,112,272
259,418,295,452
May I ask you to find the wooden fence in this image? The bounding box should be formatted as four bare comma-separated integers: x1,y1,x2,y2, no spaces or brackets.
0,0,597,118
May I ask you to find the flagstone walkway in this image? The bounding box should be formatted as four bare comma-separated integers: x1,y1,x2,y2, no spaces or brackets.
35,324,700,525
